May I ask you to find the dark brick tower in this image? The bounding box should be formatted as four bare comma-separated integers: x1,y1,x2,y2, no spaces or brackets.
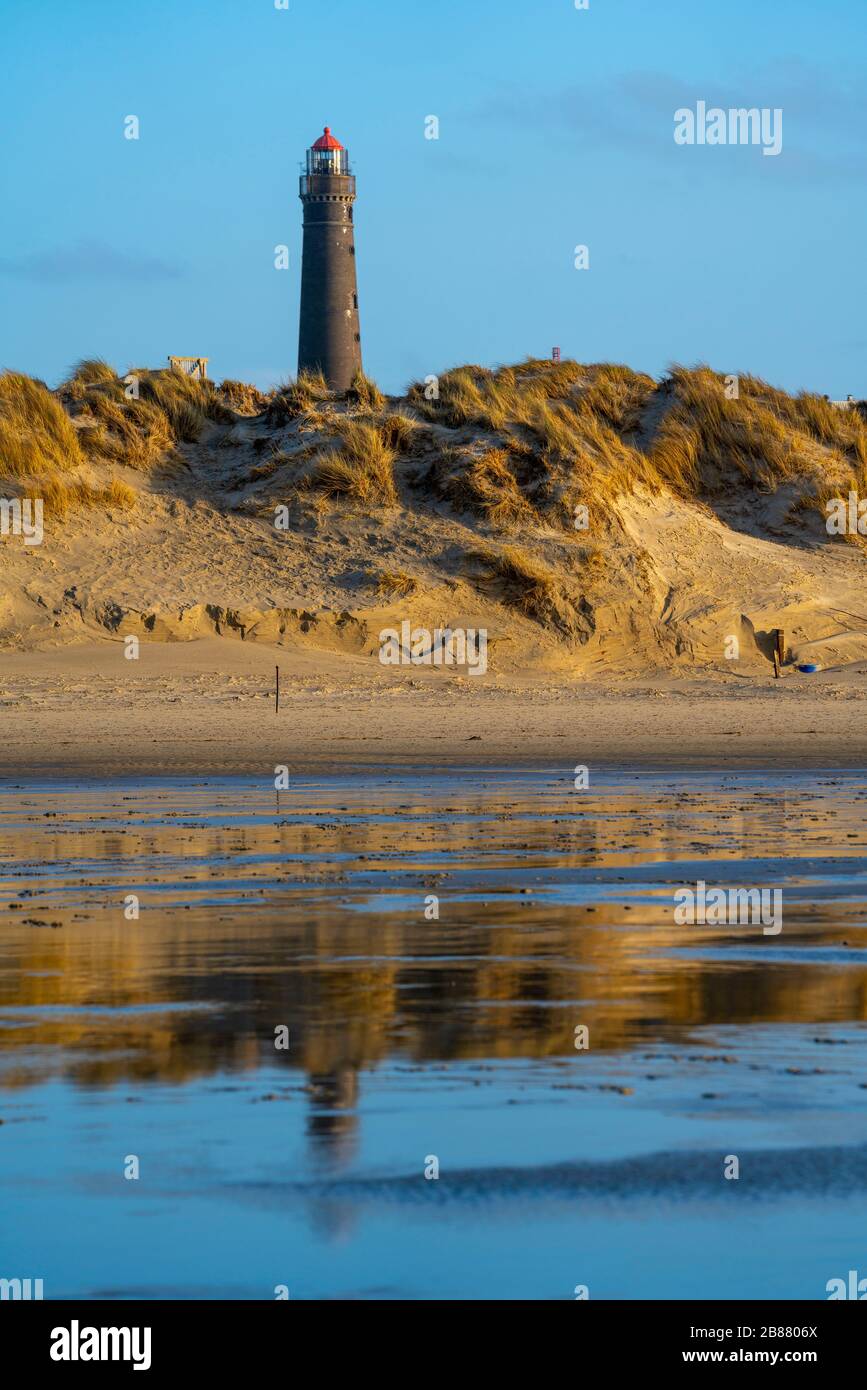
297,126,362,391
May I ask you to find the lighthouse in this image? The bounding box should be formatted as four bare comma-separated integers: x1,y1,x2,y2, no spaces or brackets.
297,126,362,392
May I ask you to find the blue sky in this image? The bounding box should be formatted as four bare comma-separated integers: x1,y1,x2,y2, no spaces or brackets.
2,0,865,396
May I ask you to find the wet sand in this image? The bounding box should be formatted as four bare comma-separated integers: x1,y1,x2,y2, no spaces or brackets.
1,769,867,1298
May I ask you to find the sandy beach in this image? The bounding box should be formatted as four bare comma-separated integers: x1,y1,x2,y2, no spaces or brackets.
1,639,866,777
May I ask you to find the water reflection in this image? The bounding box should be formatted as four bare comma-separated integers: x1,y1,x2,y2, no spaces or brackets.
1,771,866,1114
3,770,867,1297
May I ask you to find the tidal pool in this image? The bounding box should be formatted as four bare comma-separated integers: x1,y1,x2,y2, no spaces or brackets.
1,767,866,1299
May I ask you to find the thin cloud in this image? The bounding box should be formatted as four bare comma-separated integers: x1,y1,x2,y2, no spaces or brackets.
0,240,185,284
472,62,867,182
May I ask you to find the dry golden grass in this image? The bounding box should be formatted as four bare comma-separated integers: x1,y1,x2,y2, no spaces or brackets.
646,412,703,496
300,418,397,505
369,568,418,597
0,371,138,517
519,395,655,524
792,460,867,547
575,364,656,433
743,379,867,473
104,477,137,508
0,371,84,478
267,369,331,423
77,388,174,470
463,540,599,639
407,359,864,532
407,359,659,529
133,368,219,439
426,446,535,529
408,360,584,432
7,358,866,552
380,412,422,453
348,371,385,411
465,543,562,625
61,358,118,400
646,366,819,497
217,379,270,415
63,363,238,468
33,475,138,519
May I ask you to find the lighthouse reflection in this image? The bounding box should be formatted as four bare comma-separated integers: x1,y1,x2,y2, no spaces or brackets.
1,770,867,1101
306,1067,360,1169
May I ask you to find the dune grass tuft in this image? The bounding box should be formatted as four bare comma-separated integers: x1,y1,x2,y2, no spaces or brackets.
32,474,138,519
62,358,118,400
379,412,422,453
133,367,232,438
74,379,173,469
369,568,418,598
267,369,331,424
644,365,844,498
0,371,141,519
425,446,535,529
63,363,237,467
0,371,84,478
408,360,580,432
407,361,659,529
300,418,398,505
465,543,562,624
217,379,270,416
348,371,386,411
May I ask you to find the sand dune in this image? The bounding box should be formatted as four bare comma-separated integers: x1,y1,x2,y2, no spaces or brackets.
2,359,866,771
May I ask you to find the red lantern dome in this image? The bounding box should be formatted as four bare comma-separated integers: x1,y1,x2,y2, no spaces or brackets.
311,126,344,151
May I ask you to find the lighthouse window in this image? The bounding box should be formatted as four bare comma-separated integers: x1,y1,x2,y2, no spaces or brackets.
352,293,358,309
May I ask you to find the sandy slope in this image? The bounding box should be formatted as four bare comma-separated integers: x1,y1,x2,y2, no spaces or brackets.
3,437,866,665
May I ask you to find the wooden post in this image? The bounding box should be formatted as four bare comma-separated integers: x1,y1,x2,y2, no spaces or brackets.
774,628,785,666
773,650,780,678
275,665,280,715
